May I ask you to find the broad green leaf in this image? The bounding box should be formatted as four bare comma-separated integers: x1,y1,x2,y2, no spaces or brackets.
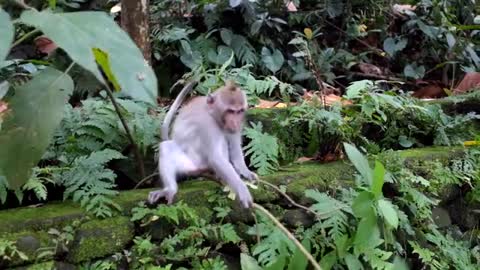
240,253,262,270
354,211,380,248
261,47,284,74
344,253,363,270
0,8,14,62
179,40,192,56
371,160,385,198
398,135,414,148
383,38,396,57
251,20,263,35
343,143,372,186
0,81,9,99
0,67,74,189
344,80,373,99
334,234,349,259
287,238,311,270
446,32,456,49
265,254,286,270
219,51,234,75
48,0,57,9
207,45,233,65
417,21,440,39
392,256,409,270
403,64,425,79
220,29,233,45
180,50,203,70
19,10,156,105
378,199,399,229
288,37,305,45
383,37,407,57
92,48,121,91
229,0,242,8
319,250,337,270
352,191,375,218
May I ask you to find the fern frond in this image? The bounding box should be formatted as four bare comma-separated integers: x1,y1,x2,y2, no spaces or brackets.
243,122,279,175
0,175,8,204
305,189,351,239
60,149,125,218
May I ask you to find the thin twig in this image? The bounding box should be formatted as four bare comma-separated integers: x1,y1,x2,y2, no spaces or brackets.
257,179,318,217
10,29,41,49
253,203,322,270
103,83,146,179
134,172,158,189
251,211,261,245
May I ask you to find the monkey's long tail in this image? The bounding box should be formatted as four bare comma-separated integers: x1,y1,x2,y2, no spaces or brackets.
161,81,198,141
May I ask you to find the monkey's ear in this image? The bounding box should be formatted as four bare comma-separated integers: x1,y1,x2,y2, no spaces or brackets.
207,94,215,105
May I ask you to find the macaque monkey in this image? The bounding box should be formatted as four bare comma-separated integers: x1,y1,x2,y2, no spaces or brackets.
148,80,258,208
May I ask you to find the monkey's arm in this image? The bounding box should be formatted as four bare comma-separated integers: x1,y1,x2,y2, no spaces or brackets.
228,134,258,181
209,147,253,208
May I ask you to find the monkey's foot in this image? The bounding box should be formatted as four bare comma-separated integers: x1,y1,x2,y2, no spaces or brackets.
148,189,177,205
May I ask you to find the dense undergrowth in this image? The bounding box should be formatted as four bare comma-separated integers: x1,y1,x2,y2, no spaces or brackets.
1,0,480,269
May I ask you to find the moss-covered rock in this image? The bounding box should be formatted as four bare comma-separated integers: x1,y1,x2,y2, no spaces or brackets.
66,216,134,263
0,145,475,268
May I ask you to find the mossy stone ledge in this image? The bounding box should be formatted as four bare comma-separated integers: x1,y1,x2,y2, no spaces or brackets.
0,145,473,268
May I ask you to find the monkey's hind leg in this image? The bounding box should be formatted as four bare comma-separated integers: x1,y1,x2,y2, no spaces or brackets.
148,141,199,205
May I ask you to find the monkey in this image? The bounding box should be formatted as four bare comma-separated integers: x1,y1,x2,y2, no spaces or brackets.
148,80,258,208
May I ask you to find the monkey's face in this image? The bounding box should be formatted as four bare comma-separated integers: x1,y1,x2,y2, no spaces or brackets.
222,108,245,133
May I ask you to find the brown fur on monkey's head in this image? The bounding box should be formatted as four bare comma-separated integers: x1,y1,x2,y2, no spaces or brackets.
217,80,246,108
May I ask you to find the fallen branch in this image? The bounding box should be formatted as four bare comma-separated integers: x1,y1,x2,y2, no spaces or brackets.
253,203,322,270
257,179,318,217
134,172,159,189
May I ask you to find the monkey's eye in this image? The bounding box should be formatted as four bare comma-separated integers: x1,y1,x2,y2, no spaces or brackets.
227,109,235,114
237,109,245,114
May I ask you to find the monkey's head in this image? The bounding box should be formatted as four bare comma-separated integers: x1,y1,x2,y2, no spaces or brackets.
207,80,248,133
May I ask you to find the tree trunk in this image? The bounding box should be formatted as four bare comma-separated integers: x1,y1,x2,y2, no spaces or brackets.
120,0,151,64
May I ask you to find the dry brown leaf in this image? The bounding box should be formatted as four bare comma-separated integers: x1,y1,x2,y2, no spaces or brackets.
319,153,339,162
255,99,280,109
274,102,288,108
296,156,314,163
454,72,480,94
412,84,446,98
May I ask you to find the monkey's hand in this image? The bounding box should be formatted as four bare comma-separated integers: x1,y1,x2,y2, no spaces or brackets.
241,169,258,182
148,188,177,205
237,187,254,208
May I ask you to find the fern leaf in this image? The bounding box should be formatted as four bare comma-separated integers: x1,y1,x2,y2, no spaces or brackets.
0,175,8,204
243,122,279,175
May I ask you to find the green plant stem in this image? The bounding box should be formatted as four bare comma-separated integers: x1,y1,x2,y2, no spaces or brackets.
134,172,158,189
257,179,319,217
10,29,41,49
103,83,146,180
253,203,322,270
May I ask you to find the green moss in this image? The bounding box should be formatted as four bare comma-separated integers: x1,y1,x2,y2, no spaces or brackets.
400,145,466,159
0,231,52,267
284,162,354,199
7,261,54,270
67,216,134,263
0,201,85,234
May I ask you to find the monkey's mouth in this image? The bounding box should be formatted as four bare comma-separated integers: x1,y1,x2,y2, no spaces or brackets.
225,127,238,133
